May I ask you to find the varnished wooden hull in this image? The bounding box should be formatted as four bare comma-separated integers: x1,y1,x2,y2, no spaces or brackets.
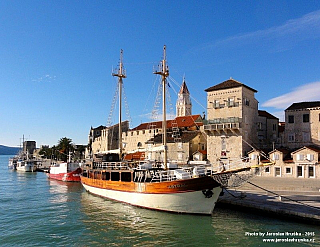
81,176,222,214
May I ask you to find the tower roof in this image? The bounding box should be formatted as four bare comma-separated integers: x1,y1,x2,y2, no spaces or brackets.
179,79,190,94
204,78,257,93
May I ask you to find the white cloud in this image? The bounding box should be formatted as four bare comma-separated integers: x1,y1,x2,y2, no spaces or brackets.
269,111,285,122
262,81,320,109
199,9,320,52
32,74,57,83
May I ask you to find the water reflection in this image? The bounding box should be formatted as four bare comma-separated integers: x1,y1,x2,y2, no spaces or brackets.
80,192,320,246
80,192,234,246
48,179,83,201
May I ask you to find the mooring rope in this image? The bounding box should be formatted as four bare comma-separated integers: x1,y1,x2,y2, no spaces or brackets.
229,174,320,212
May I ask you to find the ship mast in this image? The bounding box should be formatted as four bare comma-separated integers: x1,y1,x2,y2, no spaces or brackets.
112,49,126,160
154,45,169,169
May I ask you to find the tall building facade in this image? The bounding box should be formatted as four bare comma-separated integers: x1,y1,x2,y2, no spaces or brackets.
204,79,259,165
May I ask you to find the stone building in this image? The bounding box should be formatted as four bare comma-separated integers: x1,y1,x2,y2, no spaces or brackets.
87,121,129,160
122,114,205,163
257,110,279,149
284,101,320,149
204,79,259,165
249,146,320,179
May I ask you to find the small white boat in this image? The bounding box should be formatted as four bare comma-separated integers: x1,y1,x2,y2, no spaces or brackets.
8,158,17,170
16,160,37,172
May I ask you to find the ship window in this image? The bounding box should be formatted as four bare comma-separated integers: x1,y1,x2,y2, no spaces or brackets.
102,171,110,180
111,172,120,181
121,172,132,182
94,171,100,179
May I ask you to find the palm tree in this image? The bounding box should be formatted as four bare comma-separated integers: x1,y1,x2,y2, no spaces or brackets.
57,137,74,162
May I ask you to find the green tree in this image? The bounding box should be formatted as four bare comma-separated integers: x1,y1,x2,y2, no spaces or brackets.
39,146,53,159
57,137,74,162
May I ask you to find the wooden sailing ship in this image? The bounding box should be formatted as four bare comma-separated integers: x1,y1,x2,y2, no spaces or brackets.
81,46,224,214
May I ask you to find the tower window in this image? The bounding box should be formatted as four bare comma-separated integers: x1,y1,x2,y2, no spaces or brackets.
303,114,309,123
288,115,294,123
228,98,234,107
214,100,220,108
244,98,250,106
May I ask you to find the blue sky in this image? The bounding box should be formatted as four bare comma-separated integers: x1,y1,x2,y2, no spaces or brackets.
1,1,320,147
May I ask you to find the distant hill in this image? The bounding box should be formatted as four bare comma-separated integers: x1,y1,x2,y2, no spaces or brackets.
0,145,20,155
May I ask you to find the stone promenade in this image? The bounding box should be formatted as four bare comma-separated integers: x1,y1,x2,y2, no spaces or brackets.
217,177,320,223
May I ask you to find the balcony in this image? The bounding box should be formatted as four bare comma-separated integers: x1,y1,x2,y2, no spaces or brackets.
204,117,242,133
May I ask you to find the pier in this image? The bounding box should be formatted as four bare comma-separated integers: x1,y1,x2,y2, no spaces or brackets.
217,177,320,224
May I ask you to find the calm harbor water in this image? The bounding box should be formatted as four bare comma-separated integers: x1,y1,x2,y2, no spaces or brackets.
0,155,319,246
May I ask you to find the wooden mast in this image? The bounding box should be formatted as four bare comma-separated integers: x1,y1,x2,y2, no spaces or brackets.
154,45,169,169
112,49,126,160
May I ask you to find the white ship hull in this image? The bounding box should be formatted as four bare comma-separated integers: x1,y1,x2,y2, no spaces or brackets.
82,183,222,214
16,161,37,172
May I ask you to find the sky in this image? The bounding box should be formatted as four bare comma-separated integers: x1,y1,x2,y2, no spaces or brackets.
1,1,320,147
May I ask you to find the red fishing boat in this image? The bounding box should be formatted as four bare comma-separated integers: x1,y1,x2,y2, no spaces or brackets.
47,162,82,182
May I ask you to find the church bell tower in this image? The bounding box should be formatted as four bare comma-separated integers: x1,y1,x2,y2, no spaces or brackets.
176,78,192,117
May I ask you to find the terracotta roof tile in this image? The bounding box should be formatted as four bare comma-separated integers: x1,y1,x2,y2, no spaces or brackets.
132,114,203,131
148,131,200,144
